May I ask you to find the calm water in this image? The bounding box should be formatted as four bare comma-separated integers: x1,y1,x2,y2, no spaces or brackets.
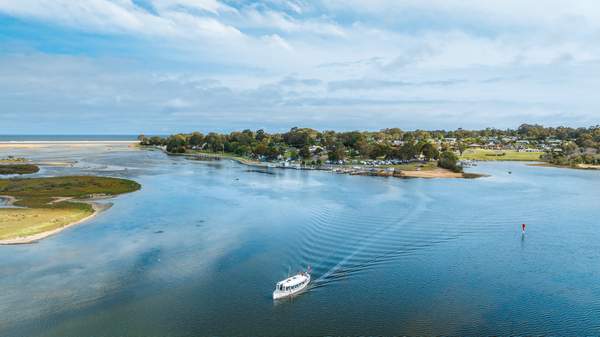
1,145,600,336
0,135,138,141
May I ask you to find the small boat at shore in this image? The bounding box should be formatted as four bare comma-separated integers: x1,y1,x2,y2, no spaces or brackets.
273,268,311,300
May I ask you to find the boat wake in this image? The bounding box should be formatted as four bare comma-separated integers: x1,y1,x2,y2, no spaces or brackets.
312,190,429,285
297,186,507,290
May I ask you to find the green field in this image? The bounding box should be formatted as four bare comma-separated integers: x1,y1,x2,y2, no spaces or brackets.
460,149,543,161
0,176,140,241
0,164,40,175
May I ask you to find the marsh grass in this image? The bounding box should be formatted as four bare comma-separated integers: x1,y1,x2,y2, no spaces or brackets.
0,176,140,241
0,164,40,175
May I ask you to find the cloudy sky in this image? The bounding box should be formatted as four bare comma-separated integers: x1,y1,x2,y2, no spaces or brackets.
1,0,599,134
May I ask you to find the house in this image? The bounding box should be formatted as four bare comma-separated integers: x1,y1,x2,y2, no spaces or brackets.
309,145,324,153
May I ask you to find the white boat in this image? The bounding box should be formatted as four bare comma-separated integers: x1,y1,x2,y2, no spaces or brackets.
273,271,311,300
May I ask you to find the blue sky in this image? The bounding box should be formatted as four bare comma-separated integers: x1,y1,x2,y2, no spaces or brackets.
1,0,599,134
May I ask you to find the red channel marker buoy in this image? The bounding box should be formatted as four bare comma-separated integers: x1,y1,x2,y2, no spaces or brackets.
521,223,526,233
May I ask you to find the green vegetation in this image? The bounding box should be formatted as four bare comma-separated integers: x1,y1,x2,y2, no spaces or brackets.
438,151,462,173
542,140,600,167
138,124,600,168
0,176,140,242
516,124,600,166
0,164,40,175
139,128,443,165
0,156,27,163
0,208,93,242
460,149,543,161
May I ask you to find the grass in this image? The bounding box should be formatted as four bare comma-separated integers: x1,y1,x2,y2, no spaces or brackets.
0,176,140,242
0,157,27,163
0,208,93,241
460,149,543,161
0,164,40,175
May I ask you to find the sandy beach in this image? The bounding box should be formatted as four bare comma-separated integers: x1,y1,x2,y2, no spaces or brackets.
577,164,600,170
348,167,482,179
0,141,137,149
529,163,600,170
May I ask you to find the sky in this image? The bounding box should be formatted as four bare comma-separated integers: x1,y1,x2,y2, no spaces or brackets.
0,0,599,134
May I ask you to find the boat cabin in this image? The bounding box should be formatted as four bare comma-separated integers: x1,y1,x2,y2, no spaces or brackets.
273,272,311,299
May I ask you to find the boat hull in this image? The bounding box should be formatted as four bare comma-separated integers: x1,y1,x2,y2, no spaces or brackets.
273,274,311,300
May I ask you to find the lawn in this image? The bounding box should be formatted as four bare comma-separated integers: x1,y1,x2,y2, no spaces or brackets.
460,149,543,161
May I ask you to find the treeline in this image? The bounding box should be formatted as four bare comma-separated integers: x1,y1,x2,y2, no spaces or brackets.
529,125,600,166
138,127,444,162
138,124,600,167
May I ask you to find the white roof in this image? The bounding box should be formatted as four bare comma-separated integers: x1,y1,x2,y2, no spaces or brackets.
276,273,309,287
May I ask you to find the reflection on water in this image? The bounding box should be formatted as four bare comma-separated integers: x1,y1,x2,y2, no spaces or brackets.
1,145,600,336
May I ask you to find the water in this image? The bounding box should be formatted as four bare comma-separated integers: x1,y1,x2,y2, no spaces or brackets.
1,145,600,336
0,135,138,141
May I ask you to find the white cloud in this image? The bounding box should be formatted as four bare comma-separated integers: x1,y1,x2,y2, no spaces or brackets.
1,0,600,132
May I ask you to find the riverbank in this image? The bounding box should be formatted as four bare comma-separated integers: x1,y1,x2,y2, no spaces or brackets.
335,166,486,179
529,163,600,170
0,176,140,245
158,148,485,179
0,140,138,149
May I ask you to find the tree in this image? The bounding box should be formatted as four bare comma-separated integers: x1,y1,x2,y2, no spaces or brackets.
266,146,282,160
457,142,467,156
205,133,224,152
421,143,440,161
234,145,250,156
189,132,204,148
398,142,417,160
148,136,164,146
253,142,269,157
166,134,187,153
355,140,370,157
369,143,389,159
438,151,462,172
255,129,267,142
299,145,311,160
328,143,346,162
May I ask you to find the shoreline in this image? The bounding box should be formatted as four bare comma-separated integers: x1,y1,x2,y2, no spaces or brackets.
0,195,18,207
0,141,137,149
159,148,485,179
528,163,600,170
339,168,487,179
0,200,111,245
